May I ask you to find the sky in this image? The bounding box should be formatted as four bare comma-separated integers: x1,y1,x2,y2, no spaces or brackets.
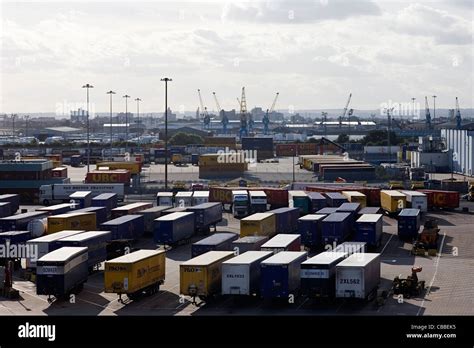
0,0,473,116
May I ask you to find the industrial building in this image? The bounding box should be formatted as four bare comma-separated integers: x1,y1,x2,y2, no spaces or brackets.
441,128,474,176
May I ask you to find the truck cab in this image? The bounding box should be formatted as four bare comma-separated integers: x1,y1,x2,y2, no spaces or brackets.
232,190,249,218
249,190,267,213
39,185,53,205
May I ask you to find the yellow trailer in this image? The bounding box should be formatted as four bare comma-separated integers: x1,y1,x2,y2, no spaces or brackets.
104,249,166,302
240,213,276,237
342,191,367,208
180,251,234,302
380,190,406,214
47,212,96,234
96,161,141,175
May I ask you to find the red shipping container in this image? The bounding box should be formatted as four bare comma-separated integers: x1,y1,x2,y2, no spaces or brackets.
419,189,459,209
85,170,131,184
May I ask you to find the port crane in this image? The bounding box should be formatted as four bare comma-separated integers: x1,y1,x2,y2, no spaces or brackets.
425,96,432,129
339,93,352,128
263,92,279,135
455,97,462,130
239,87,249,138
198,89,210,129
212,92,229,134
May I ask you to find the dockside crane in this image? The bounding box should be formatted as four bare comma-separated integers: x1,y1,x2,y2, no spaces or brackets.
339,93,352,128
239,87,248,138
263,92,279,135
425,96,432,129
455,97,462,130
198,89,210,129
213,92,229,134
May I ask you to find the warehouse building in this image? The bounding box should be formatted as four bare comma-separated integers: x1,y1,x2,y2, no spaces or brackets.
441,128,474,176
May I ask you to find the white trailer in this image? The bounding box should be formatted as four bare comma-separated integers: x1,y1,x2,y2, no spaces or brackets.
249,190,267,213
221,251,273,296
335,253,380,299
39,184,124,206
401,190,428,213
174,192,193,207
157,192,173,206
192,191,209,206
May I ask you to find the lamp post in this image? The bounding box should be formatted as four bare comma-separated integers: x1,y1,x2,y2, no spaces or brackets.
135,98,142,151
11,114,16,139
432,95,437,124
106,91,116,150
123,94,131,152
82,84,93,172
161,78,172,190
411,97,416,119
24,115,29,137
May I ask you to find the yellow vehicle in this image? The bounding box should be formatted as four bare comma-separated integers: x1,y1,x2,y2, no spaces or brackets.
380,190,406,214
180,251,234,302
104,249,166,302
96,161,141,175
342,191,367,208
171,153,184,166
47,212,96,234
240,213,276,237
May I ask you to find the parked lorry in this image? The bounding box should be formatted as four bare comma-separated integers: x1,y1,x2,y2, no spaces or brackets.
268,207,299,234
36,203,74,216
301,251,347,298
249,191,268,213
36,246,89,302
401,190,428,213
324,192,348,207
418,189,459,210
321,212,352,246
47,212,96,234
335,253,381,300
221,251,273,296
380,190,406,214
260,234,301,254
288,191,310,215
336,203,361,226
355,214,383,248
342,191,367,208
136,206,170,234
307,192,327,213
231,236,269,254
153,212,195,245
69,191,92,209
240,213,276,238
104,249,166,302
297,214,326,249
397,209,421,241
91,193,118,217
100,215,145,258
157,192,174,206
191,233,238,257
186,202,223,233
232,190,249,218
0,211,49,232
180,251,234,302
74,206,108,225
39,184,125,205
111,202,153,218
260,251,307,299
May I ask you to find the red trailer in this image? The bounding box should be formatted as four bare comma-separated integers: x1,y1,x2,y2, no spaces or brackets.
418,189,459,209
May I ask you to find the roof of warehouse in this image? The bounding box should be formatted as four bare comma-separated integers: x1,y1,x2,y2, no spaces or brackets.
45,127,81,133
107,249,164,263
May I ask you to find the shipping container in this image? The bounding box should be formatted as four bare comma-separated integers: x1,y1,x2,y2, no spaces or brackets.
358,207,381,216
174,192,193,207
26,230,85,269
91,193,118,217
36,203,74,216
73,206,108,226
324,192,348,207
36,247,89,300
306,192,327,213
111,202,153,218
301,251,347,298
153,212,195,245
0,211,49,232
335,253,381,299
54,231,111,269
0,194,20,215
380,190,406,214
186,202,223,233
0,202,12,218
0,230,31,246
192,191,209,205
342,191,367,208
221,251,273,296
241,137,274,151
240,213,276,237
400,191,428,213
104,249,166,301
180,251,234,298
85,170,131,185
315,207,338,215
355,214,383,247
100,215,145,241
47,212,96,234
336,202,361,225
231,236,269,254
268,207,299,234
156,192,174,206
397,209,421,241
96,161,141,175
136,206,170,234
332,242,367,255
297,214,326,248
321,212,351,245
191,233,238,257
288,191,310,215
260,251,307,299
418,189,459,209
261,234,301,254
69,191,92,209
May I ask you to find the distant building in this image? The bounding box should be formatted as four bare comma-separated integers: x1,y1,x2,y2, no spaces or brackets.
116,112,134,123
70,108,87,123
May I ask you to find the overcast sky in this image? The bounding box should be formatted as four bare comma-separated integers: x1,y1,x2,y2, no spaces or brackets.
1,0,473,115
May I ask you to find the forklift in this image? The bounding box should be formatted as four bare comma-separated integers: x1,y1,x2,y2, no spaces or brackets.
412,219,440,256
393,266,425,298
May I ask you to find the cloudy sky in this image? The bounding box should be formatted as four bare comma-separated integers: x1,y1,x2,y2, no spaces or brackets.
1,0,473,115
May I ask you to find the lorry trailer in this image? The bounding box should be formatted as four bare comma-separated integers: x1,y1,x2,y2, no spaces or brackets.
240,213,276,238
154,212,195,245
355,214,383,248
260,234,301,254
111,202,153,218
321,212,352,246
231,236,269,254
186,202,223,233
0,211,49,232
39,184,124,205
268,207,299,234
191,233,238,257
397,209,421,241
91,193,118,217
297,214,326,249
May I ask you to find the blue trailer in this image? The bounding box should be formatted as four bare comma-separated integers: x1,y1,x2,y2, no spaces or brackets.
191,154,199,166
321,212,351,245
0,202,12,218
100,215,145,241
69,191,92,209
75,206,108,225
315,207,338,215
358,207,381,216
186,202,223,233
0,211,49,232
54,231,111,270
231,236,269,254
36,246,89,302
0,231,31,245
307,192,327,213
154,212,195,245
36,203,74,216
0,194,20,215
297,214,326,248
191,232,238,257
336,203,361,225
91,193,118,217
397,209,421,241
268,207,299,234
137,206,170,234
355,214,383,248
324,192,348,207
260,251,307,299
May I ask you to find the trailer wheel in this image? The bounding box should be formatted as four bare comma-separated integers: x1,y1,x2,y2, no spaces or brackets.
43,199,50,206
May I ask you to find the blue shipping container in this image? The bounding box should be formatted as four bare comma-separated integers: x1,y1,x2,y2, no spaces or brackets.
186,202,223,232
268,207,299,234
297,214,326,248
100,214,145,240
321,212,351,245
75,206,108,225
316,207,338,215
154,212,195,244
324,192,348,207
0,211,49,232
69,191,92,209
307,192,327,213
191,232,238,257
91,193,118,217
0,230,31,245
358,207,381,216
336,203,361,226
355,214,383,247
397,209,421,240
